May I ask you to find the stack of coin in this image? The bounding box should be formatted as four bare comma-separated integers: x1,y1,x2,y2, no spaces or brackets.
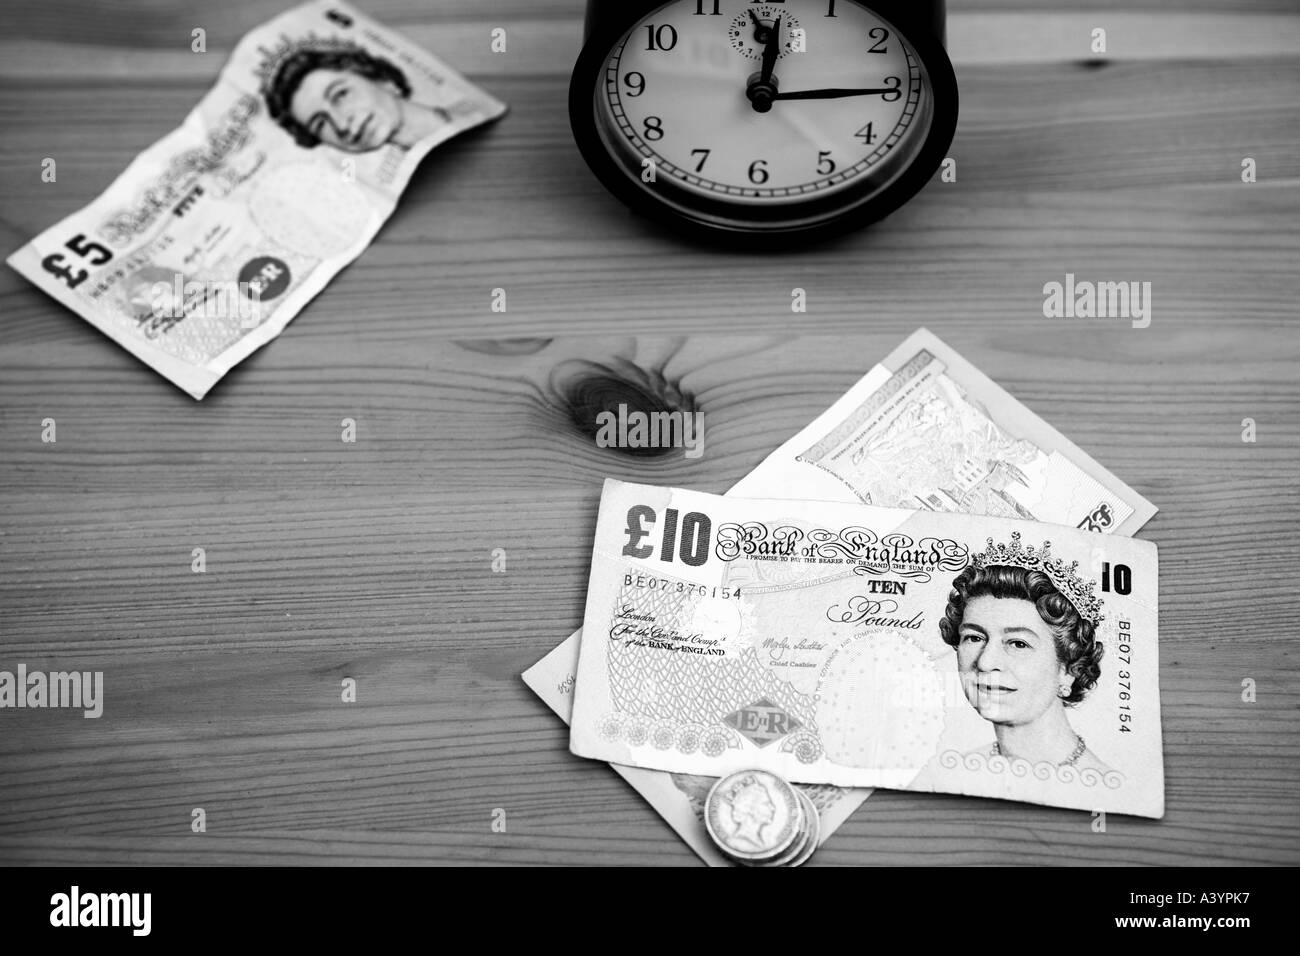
704,768,820,867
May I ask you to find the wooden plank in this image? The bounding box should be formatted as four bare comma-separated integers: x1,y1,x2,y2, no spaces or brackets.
4,13,1300,83
5,183,1298,342
2,330,1297,864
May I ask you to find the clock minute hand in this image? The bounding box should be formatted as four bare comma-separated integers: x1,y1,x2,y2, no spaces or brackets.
772,87,898,101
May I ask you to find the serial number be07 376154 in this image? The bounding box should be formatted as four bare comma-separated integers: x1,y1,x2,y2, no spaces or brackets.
1117,618,1134,734
622,574,742,601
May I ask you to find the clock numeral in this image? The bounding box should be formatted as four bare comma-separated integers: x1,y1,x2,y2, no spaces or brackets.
817,151,836,175
694,0,721,14
644,23,678,51
643,116,665,141
868,27,890,54
855,122,876,145
882,76,902,102
826,1,837,16
747,159,770,185
624,72,646,97
690,149,711,173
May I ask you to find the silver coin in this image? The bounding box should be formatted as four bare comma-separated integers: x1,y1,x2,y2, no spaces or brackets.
745,788,819,867
705,768,803,862
744,823,808,867
785,789,821,867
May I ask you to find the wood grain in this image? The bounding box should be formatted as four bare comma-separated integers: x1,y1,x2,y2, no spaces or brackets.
1,0,1298,866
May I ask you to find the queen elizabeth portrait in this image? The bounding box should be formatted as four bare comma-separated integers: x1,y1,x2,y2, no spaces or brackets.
264,43,451,153
938,533,1111,772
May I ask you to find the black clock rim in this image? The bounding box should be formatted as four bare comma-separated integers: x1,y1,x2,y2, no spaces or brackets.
568,0,959,247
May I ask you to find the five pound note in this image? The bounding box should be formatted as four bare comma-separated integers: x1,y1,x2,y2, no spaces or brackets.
6,0,506,399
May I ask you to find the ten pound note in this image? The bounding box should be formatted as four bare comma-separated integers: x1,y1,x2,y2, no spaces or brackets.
569,479,1163,819
6,0,506,399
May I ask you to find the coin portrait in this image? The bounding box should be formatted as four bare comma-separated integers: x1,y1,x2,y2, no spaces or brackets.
705,770,801,860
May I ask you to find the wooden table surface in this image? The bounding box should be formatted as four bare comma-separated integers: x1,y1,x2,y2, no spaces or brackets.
1,0,1298,866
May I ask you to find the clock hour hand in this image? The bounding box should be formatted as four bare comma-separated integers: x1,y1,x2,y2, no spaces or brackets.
746,16,783,113
772,86,900,101
759,17,782,84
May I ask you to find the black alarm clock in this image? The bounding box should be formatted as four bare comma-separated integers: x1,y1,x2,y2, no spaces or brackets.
569,0,958,244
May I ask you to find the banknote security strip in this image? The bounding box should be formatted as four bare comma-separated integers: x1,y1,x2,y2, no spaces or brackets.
6,0,506,399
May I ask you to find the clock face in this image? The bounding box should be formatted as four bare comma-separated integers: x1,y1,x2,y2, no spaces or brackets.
592,0,935,223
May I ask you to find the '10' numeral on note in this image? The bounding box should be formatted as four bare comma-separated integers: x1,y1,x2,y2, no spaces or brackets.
1101,561,1133,595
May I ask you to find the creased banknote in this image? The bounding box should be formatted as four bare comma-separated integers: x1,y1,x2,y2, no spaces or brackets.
731,329,1157,534
525,329,1159,860
6,0,506,399
570,479,1163,818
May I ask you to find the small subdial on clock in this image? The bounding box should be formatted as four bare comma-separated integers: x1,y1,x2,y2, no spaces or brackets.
728,6,802,60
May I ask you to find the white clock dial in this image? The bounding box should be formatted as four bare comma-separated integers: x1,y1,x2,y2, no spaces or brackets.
597,0,928,206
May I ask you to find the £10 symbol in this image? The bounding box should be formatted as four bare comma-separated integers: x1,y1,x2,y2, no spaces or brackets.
622,505,712,567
